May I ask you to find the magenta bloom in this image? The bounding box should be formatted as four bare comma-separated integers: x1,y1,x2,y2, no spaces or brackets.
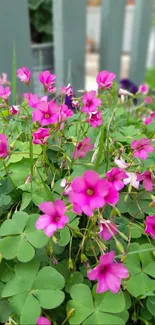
144,96,153,104
87,111,102,128
58,104,73,123
48,85,56,93
73,137,94,159
87,251,129,293
143,116,152,125
32,100,59,126
145,215,155,238
0,73,10,85
69,171,119,217
72,100,79,109
39,70,56,91
27,93,48,108
0,134,8,158
131,138,154,160
139,83,149,94
60,84,74,96
150,111,155,119
99,220,118,241
32,127,50,145
0,86,11,101
82,90,102,113
36,200,69,237
96,70,116,90
9,105,20,115
137,171,153,191
37,317,51,325
16,66,31,84
106,167,127,191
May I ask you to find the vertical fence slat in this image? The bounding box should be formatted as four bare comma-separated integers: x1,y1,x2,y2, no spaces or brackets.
129,0,153,85
100,0,126,81
0,0,33,92
53,0,86,92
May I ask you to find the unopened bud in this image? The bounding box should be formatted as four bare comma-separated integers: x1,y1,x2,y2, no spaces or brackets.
10,140,16,150
0,253,2,264
67,308,75,319
52,236,57,244
80,254,87,263
69,258,73,269
115,240,125,254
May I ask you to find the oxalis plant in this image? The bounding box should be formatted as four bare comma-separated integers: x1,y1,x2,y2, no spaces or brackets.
0,67,155,325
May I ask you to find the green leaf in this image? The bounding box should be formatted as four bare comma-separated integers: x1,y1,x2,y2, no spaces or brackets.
24,214,49,248
20,192,32,210
147,296,155,317
126,273,152,297
125,243,141,276
83,311,125,325
33,266,65,290
65,272,83,293
34,289,65,309
93,287,125,313
0,236,22,260
17,235,35,262
20,294,41,325
0,194,11,207
58,226,70,246
0,211,29,236
67,284,126,325
0,300,12,323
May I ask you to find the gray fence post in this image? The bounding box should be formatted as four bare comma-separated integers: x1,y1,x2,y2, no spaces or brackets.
0,0,33,93
53,0,86,92
100,0,126,81
129,0,153,85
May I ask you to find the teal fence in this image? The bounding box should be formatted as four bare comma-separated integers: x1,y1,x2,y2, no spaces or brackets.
0,0,154,92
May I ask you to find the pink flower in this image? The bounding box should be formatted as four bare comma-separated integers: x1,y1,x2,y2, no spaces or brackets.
123,172,139,189
60,179,72,196
137,171,153,191
23,92,31,101
9,105,20,115
73,137,94,159
0,73,10,85
82,91,102,113
99,220,118,241
27,93,48,108
150,111,155,119
58,104,73,123
16,66,31,84
87,111,102,128
96,70,116,90
139,83,149,94
36,200,69,237
48,85,56,93
145,215,155,238
106,167,127,191
37,317,51,325
143,116,152,125
32,100,59,126
0,86,11,101
0,134,8,158
87,251,129,293
60,84,74,96
32,127,50,145
69,170,119,217
72,100,79,109
144,96,153,104
38,70,56,91
114,157,130,170
131,138,154,160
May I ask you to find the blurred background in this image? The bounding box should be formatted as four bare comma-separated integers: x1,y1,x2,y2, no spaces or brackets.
0,0,155,94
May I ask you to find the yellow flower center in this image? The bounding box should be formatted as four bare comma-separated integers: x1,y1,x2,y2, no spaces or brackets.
87,189,94,196
45,114,50,118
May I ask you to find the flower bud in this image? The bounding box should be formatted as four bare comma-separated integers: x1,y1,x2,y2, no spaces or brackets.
80,253,87,263
115,240,125,254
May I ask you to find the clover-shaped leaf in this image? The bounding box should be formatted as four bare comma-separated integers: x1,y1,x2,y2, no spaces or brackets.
0,212,49,262
2,259,65,324
67,284,126,325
